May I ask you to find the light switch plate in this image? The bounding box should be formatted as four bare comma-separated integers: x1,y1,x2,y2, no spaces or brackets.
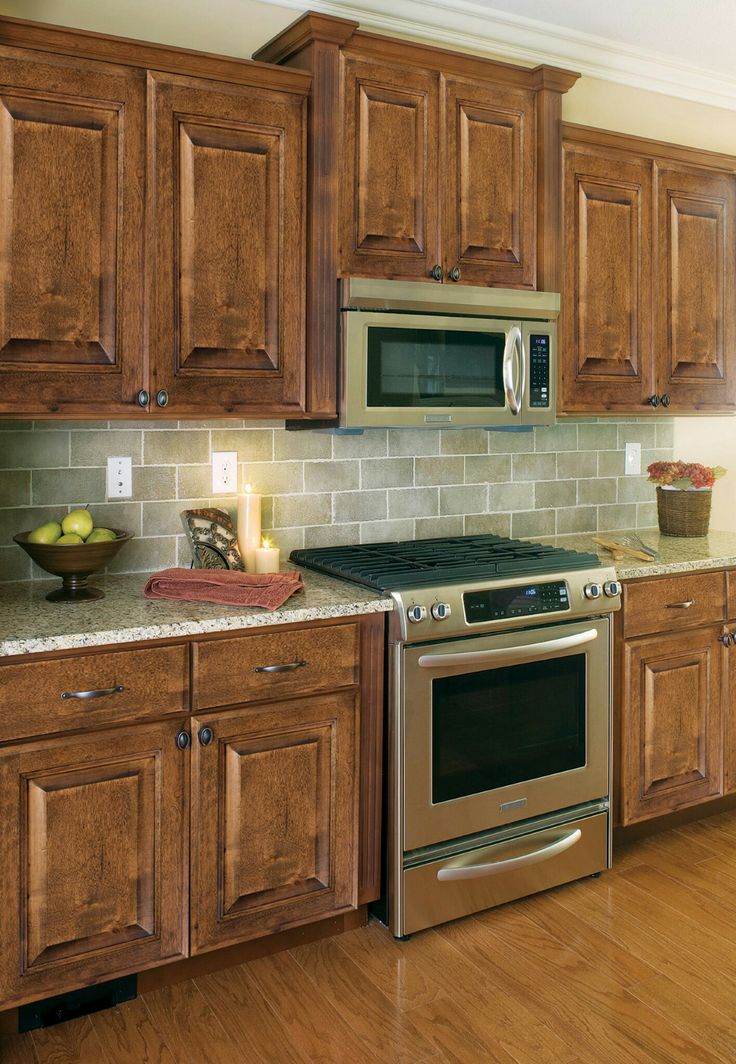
107,456,132,498
212,451,238,494
624,442,641,476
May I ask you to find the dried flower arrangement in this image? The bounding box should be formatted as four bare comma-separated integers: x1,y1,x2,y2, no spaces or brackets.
647,460,726,491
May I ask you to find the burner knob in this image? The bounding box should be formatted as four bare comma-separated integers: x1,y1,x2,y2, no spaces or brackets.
583,582,603,600
431,602,452,621
407,604,427,624
603,580,622,598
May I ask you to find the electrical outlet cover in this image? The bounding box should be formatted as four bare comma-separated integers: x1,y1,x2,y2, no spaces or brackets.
107,456,132,498
212,451,238,494
624,442,641,476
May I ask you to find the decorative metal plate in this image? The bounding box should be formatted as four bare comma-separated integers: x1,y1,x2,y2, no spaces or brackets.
180,508,244,570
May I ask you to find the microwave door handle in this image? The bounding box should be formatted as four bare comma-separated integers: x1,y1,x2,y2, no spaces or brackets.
502,326,522,416
436,828,582,881
518,329,526,413
417,628,598,670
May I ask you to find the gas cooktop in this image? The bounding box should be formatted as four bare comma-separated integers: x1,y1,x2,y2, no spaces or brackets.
290,533,601,591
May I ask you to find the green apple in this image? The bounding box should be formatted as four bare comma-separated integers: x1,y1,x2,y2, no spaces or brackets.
28,520,62,545
86,528,117,543
62,508,94,540
57,533,84,545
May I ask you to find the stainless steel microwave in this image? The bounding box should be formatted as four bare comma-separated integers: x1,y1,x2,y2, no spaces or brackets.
339,279,559,429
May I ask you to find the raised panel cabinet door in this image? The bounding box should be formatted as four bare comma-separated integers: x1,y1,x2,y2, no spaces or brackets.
655,164,736,411
620,627,724,826
443,78,535,288
341,56,440,280
0,50,145,416
0,721,188,1009
190,690,358,953
560,145,654,413
150,73,307,416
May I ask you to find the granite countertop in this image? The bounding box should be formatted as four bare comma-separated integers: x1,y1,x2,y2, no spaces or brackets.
546,529,736,581
0,567,392,658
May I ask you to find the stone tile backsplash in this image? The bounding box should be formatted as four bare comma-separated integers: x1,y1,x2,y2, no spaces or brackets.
0,419,674,582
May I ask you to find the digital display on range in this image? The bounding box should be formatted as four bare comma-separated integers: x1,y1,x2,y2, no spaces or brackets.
463,581,570,623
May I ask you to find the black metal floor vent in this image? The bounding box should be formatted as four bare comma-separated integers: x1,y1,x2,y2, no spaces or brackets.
18,974,137,1032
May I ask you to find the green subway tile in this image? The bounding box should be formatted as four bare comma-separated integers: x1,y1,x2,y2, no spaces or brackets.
534,425,577,452
439,485,486,516
211,429,273,462
577,477,617,505
85,502,142,537
578,423,619,450
512,453,556,482
486,430,534,454
617,476,656,504
32,468,105,506
260,526,304,556
512,509,556,538
464,513,511,537
360,519,415,543
388,429,439,457
304,460,359,493
143,500,206,537
242,461,303,495
133,466,177,501
304,523,360,548
361,457,414,489
0,506,61,545
556,507,597,534
106,536,177,574
178,465,212,501
636,503,659,529
415,457,464,486
0,471,30,507
387,487,437,519
440,429,488,455
598,503,638,531
617,423,657,449
598,450,625,478
0,545,31,581
332,431,388,459
334,490,388,524
415,516,464,539
555,451,597,479
464,455,511,484
71,430,142,467
0,431,70,469
535,480,576,508
274,494,332,528
274,431,331,460
488,483,530,512
144,430,210,466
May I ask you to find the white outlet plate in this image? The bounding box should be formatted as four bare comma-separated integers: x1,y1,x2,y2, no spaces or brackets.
212,451,238,494
624,442,641,476
107,456,132,498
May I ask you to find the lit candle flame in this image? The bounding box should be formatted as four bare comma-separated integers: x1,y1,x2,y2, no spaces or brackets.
262,538,271,550
244,483,252,493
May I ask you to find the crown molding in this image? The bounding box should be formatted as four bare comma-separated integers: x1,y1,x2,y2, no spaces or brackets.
262,0,736,112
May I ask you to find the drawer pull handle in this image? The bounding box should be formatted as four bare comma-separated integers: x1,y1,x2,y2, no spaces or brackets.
254,660,307,673
61,684,125,700
665,600,694,609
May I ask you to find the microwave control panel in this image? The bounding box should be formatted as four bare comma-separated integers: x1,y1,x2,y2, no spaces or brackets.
529,335,550,408
464,581,569,623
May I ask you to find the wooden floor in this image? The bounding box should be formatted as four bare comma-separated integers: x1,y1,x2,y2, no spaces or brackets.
5,810,736,1064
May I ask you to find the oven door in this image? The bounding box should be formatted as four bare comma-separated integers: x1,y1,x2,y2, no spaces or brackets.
401,617,610,851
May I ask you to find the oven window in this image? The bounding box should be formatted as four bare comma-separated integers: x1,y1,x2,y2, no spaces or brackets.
431,655,586,803
365,326,506,408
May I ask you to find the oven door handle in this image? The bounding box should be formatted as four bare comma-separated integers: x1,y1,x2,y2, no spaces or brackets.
417,628,598,670
436,828,582,882
502,325,522,416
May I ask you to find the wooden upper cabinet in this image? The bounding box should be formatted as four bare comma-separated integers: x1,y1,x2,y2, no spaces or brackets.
443,78,535,288
340,57,440,280
149,73,307,417
561,145,653,413
655,164,736,410
190,690,358,953
0,720,187,1008
0,49,145,416
561,124,736,415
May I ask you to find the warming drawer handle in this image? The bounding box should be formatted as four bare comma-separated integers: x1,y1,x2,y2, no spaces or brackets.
502,325,522,416
665,600,694,609
61,684,125,700
254,660,307,673
417,629,598,670
436,828,582,882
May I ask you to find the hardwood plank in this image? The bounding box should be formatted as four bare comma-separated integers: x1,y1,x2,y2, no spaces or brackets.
630,973,736,1064
288,936,438,1064
90,998,177,1064
246,949,378,1064
31,1017,108,1064
195,964,307,1064
620,862,736,946
141,982,241,1064
0,1032,38,1064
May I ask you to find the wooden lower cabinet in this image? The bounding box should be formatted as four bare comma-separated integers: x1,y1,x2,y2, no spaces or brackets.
0,720,188,1009
619,626,724,825
190,690,358,953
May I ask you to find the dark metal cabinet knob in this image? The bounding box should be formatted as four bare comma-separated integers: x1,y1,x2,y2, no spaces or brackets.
647,394,660,407
660,393,671,407
198,726,214,747
137,389,150,408
155,389,169,408
430,264,443,282
721,634,733,647
175,730,191,750
448,266,461,282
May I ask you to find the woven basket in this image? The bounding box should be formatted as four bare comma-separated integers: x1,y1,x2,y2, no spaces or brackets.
656,487,712,537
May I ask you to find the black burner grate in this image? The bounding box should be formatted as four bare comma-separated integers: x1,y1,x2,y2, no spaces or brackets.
290,534,600,591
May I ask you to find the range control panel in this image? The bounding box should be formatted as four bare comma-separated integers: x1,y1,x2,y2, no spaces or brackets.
463,581,569,623
529,334,550,408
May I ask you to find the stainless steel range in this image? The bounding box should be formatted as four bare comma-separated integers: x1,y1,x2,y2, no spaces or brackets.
291,534,621,937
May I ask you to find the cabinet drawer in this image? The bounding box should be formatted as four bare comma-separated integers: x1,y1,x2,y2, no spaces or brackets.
192,623,360,710
623,571,726,638
0,645,189,743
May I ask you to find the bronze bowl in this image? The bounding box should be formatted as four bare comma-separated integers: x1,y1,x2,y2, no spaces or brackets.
13,530,133,602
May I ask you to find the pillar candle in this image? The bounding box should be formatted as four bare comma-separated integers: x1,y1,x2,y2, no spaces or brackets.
254,538,280,574
236,484,261,572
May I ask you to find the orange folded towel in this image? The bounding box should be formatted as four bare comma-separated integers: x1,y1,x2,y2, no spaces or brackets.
143,568,305,610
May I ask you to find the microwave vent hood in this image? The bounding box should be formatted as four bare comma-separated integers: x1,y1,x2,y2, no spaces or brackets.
341,277,560,321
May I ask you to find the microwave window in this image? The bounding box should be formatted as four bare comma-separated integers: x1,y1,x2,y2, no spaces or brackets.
365,327,506,408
